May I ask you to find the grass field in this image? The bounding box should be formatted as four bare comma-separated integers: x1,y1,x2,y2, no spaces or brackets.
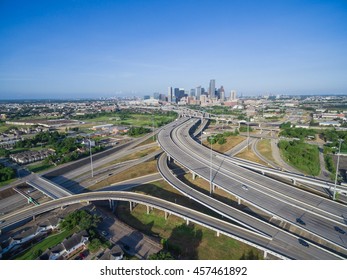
235,147,267,165
0,178,17,188
203,135,246,154
116,181,262,259
27,162,54,173
81,113,176,128
15,228,76,260
89,160,158,190
106,146,160,166
257,139,275,163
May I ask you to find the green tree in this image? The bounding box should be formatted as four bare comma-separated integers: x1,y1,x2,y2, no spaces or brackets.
148,251,174,260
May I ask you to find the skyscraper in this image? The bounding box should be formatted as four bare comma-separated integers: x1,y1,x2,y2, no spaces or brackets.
230,90,237,100
196,86,202,100
168,87,173,103
219,86,225,101
190,88,196,97
209,79,215,99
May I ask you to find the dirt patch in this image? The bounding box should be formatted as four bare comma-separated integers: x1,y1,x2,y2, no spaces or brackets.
0,187,17,199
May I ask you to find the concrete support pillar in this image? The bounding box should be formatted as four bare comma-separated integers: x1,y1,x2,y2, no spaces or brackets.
292,179,296,185
165,211,169,220
186,219,190,226
168,155,171,162
216,231,220,237
262,171,265,175
192,172,196,180
264,251,268,259
212,184,216,192
109,200,115,212
146,205,150,214
237,197,241,205
33,215,36,221
129,201,133,212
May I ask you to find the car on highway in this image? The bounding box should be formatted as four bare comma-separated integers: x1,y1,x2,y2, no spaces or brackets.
296,218,306,226
242,184,248,191
334,226,346,234
298,238,309,247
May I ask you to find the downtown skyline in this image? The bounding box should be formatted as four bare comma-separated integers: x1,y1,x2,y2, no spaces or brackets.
1,0,347,99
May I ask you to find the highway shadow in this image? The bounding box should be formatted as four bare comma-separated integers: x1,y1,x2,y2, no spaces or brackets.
165,223,202,259
125,182,225,220
117,230,153,259
43,175,88,194
167,160,268,222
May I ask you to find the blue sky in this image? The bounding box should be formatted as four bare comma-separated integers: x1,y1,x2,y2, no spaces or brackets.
1,0,347,99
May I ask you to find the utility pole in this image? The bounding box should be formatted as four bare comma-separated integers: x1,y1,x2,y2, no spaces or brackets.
152,114,155,141
210,135,215,195
89,138,94,178
247,120,250,150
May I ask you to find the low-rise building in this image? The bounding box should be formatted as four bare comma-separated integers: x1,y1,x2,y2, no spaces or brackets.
97,245,124,260
10,149,55,164
40,230,89,260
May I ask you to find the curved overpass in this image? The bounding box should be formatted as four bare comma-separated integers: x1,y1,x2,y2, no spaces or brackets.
0,190,283,258
157,153,343,260
157,117,347,257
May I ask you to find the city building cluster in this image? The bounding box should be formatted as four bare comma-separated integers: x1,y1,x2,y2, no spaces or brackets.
167,79,237,107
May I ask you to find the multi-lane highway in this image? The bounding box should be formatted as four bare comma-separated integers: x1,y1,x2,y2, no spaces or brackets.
157,117,347,257
157,153,343,259
2,113,347,260
0,191,282,257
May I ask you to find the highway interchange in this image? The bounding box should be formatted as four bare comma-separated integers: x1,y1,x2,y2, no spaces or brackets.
1,113,347,260
157,116,347,258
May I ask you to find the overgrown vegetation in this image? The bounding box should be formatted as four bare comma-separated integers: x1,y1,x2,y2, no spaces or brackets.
321,130,347,153
207,130,239,145
0,163,15,182
10,131,104,165
239,125,253,133
324,154,336,181
279,127,316,139
278,140,320,176
127,126,151,136
60,210,110,253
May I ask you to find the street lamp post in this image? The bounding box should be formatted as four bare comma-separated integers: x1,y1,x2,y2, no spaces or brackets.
89,138,94,178
210,135,215,195
152,114,155,141
247,120,250,150
333,139,343,200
